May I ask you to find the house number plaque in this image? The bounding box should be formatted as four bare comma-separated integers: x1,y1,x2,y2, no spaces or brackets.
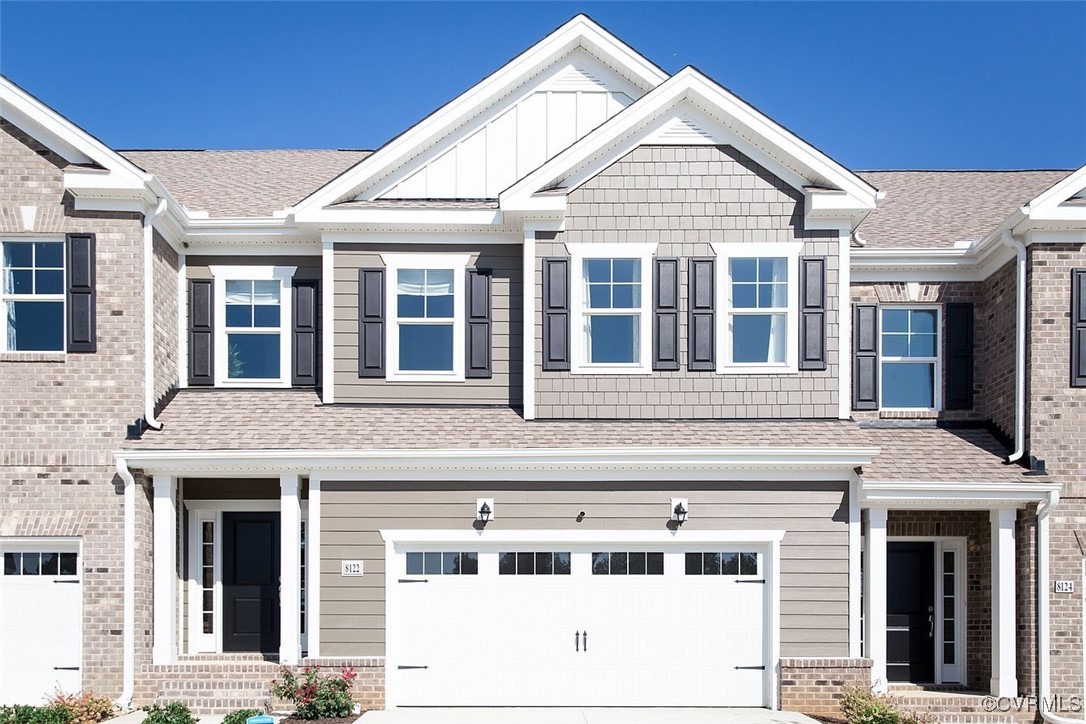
1055,580,1075,594
341,560,364,577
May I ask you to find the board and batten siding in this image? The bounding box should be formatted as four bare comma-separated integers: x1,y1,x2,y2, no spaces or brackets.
536,144,841,419
333,243,523,405
318,481,850,658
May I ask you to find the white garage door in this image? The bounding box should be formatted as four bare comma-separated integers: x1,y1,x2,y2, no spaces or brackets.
390,543,769,707
0,544,82,705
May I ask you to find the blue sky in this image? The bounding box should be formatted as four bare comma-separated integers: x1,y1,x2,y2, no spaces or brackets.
2,2,1083,170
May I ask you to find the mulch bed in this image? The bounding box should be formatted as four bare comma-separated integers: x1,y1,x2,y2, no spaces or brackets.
280,717,359,724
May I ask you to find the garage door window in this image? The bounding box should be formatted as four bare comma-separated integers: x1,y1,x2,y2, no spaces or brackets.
685,551,759,576
407,552,478,575
498,552,571,575
4,551,78,576
592,551,664,575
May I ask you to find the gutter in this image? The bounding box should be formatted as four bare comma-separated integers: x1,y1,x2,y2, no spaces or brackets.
113,458,136,709
1002,230,1028,464
1035,490,1083,724
143,198,168,430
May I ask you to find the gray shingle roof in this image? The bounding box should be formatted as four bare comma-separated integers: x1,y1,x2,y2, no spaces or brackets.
121,149,371,217
855,170,1072,249
860,425,1027,482
128,389,867,451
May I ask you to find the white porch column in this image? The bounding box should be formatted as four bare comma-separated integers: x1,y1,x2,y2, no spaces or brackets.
152,474,177,666
307,475,322,658
280,474,302,664
991,507,1018,697
864,507,888,693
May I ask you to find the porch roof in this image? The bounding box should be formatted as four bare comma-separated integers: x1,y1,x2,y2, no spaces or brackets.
860,425,1030,483
125,389,869,452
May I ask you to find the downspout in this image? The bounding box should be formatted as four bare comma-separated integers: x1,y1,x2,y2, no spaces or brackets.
1036,490,1081,724
143,199,168,430
114,457,136,709
1002,230,1027,464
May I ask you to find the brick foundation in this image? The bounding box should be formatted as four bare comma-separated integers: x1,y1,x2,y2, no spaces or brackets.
779,657,873,716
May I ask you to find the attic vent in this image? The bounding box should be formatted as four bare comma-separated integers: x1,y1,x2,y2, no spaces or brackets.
545,64,610,92
654,116,716,143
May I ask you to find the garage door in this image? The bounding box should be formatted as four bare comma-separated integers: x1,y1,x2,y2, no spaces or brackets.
390,543,769,707
0,544,82,705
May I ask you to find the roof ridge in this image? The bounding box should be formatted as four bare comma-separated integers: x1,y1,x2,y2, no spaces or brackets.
118,148,374,153
857,168,1074,173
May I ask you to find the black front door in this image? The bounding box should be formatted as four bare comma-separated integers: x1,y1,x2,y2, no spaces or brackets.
887,541,935,683
222,512,280,653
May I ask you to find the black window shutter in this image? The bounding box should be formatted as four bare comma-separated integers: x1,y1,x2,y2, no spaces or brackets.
542,258,570,371
799,257,826,371
853,303,879,410
358,268,385,378
292,280,319,387
188,279,214,386
945,302,975,409
1072,269,1086,387
65,233,96,352
465,268,492,378
653,258,680,371
687,257,715,371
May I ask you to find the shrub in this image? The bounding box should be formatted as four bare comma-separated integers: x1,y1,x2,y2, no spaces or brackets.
270,666,357,720
221,710,261,724
141,703,198,724
0,705,74,724
840,687,931,724
46,692,115,724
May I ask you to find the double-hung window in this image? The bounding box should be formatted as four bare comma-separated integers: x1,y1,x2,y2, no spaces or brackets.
880,307,940,410
209,266,296,387
713,241,801,373
570,243,655,374
383,253,469,381
2,240,65,352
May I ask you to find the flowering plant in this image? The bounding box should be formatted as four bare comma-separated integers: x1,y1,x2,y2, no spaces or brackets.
270,666,356,720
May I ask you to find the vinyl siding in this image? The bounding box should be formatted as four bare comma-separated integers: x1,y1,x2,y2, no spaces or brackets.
318,480,850,658
332,243,523,405
535,144,841,419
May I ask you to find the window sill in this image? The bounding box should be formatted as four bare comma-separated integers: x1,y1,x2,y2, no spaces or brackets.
386,372,465,383
717,365,798,375
0,351,66,363
216,379,290,389
570,364,653,376
878,409,940,419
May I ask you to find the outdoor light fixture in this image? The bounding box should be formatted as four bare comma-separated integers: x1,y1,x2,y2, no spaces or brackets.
670,498,689,525
476,498,494,523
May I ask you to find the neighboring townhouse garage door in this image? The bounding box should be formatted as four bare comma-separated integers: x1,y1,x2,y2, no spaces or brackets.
386,536,776,707
0,542,82,705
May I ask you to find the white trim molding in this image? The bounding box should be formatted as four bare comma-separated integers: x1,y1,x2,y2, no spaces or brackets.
380,252,472,382
990,507,1017,697
152,475,177,665
380,528,787,545
860,480,1061,509
321,240,335,403
864,507,888,693
568,242,657,375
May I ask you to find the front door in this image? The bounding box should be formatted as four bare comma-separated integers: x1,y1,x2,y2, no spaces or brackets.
887,542,935,683
222,512,280,653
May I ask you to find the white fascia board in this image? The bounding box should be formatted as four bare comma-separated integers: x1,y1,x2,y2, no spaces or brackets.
860,480,1061,508
1022,165,1086,213
290,15,668,218
501,68,877,215
184,242,322,257
299,207,504,227
849,243,1020,283
323,231,522,246
1022,229,1086,245
117,445,879,477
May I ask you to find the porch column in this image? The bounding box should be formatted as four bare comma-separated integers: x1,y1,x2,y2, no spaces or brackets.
280,474,302,664
152,474,177,665
991,507,1018,697
864,507,888,692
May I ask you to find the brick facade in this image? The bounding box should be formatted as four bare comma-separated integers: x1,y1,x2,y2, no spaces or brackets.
0,119,158,697
535,144,841,419
779,657,872,715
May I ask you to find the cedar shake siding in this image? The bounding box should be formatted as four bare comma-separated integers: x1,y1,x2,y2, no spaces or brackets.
535,145,840,419
332,243,523,406
319,480,851,658
0,118,155,697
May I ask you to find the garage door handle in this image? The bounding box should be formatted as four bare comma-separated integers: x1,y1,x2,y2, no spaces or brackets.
53,667,80,671
398,578,429,584
736,579,766,584
735,665,765,670
53,579,79,584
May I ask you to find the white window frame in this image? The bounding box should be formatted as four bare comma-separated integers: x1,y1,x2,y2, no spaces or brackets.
208,265,296,389
1,237,66,354
569,242,656,375
711,241,802,374
878,304,942,412
382,252,471,382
